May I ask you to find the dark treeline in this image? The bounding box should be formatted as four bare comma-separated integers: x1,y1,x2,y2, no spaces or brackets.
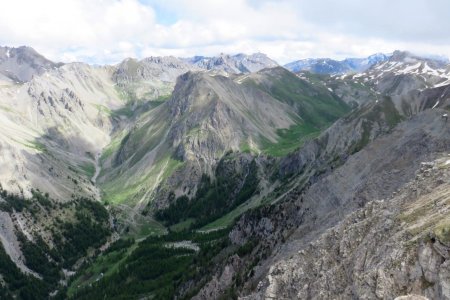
156,159,259,228
70,228,230,299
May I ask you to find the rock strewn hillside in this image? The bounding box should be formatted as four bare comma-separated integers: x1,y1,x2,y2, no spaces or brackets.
249,156,450,299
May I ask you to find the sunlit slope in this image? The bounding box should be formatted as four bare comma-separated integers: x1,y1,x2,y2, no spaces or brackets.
100,68,350,207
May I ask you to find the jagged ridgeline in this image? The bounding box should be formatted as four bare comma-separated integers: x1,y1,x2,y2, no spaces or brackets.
1,47,450,299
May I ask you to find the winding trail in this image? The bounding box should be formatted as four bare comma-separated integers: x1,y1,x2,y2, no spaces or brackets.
91,152,101,184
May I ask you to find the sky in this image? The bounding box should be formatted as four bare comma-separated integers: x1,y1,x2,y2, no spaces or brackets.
0,0,449,65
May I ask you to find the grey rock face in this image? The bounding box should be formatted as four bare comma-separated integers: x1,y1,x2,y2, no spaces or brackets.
247,155,450,300
113,56,197,84
193,255,243,300
0,46,61,82
186,53,278,74
395,296,430,300
166,71,294,161
112,56,197,101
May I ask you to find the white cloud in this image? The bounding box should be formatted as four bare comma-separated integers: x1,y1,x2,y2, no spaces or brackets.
0,0,448,64
0,0,157,63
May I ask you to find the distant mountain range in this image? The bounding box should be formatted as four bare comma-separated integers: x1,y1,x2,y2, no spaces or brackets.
2,46,446,79
284,53,390,74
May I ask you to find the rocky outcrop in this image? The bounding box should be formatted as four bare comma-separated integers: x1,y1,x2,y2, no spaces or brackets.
0,210,38,277
193,255,244,300
247,156,450,299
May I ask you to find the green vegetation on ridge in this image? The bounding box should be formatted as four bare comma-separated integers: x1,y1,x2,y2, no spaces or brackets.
243,68,351,157
261,122,320,157
251,68,351,128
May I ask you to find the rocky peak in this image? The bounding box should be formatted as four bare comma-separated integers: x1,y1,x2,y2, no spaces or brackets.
167,71,215,118
343,52,389,71
359,50,450,95
383,50,448,69
0,46,61,82
113,55,197,84
158,69,297,164
390,50,416,62
187,52,278,74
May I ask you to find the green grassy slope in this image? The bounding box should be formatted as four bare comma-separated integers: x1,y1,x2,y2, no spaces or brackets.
243,67,351,156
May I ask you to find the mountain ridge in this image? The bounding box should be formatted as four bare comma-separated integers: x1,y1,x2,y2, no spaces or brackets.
0,46,62,82
284,53,390,74
0,45,450,299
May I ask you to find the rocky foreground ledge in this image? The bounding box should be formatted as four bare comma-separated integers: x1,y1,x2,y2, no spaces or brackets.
246,156,450,300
